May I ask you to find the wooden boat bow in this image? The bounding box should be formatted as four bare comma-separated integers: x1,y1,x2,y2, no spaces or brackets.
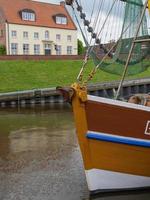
57,83,88,103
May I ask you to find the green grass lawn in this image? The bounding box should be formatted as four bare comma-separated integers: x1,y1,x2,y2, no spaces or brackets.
0,59,149,92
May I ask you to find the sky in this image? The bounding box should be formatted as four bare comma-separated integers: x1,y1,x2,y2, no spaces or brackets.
34,0,150,44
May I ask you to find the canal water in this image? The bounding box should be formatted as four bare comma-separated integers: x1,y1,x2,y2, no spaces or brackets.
0,105,150,200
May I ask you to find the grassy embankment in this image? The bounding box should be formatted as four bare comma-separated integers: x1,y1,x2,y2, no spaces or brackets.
0,59,149,92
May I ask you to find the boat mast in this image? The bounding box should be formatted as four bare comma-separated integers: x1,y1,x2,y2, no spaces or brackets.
115,0,149,99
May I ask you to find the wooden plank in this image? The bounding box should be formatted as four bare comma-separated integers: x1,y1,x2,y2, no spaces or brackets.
86,99,150,140
88,139,150,176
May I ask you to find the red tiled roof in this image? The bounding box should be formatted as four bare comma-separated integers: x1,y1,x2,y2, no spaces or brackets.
0,0,77,30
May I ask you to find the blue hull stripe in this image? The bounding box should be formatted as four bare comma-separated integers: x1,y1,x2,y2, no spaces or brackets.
86,132,150,148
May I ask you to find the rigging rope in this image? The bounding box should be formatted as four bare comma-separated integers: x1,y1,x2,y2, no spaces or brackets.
115,0,149,99
66,0,150,91
89,0,97,24
82,8,145,86
87,0,150,76
97,0,118,39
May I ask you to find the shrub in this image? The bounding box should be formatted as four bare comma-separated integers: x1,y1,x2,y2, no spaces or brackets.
78,39,85,55
0,45,6,55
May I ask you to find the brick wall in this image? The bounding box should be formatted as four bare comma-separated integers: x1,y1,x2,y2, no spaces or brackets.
0,8,6,47
0,55,149,61
0,55,84,60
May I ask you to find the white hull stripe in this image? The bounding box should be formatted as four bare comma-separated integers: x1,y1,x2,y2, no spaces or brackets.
85,169,150,191
87,131,150,147
88,95,150,112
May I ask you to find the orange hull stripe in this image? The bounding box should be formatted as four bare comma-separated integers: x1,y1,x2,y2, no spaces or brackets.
86,139,150,177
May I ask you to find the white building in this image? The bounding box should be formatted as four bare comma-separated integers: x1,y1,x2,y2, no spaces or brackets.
0,0,77,55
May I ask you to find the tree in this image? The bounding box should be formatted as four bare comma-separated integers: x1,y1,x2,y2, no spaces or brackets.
78,39,85,55
0,45,6,55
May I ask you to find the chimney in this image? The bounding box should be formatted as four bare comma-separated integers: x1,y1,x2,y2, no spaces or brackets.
60,1,65,7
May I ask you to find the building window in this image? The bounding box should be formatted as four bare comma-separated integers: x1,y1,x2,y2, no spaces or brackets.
44,43,51,55
34,32,39,39
67,35,72,42
22,11,35,21
56,34,61,41
23,44,29,55
44,44,51,49
11,43,18,55
34,44,40,55
23,31,28,39
56,45,62,55
11,31,17,38
56,16,67,25
45,31,49,40
67,46,72,55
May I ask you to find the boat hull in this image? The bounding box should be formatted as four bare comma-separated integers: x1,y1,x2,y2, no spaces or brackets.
86,134,150,176
85,131,150,192
70,84,150,193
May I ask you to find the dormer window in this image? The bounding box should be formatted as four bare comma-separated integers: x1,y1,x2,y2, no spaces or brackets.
20,9,36,21
54,14,67,25
56,16,67,24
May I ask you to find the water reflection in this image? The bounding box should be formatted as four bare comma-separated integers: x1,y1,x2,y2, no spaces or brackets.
0,105,150,200
10,127,51,153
